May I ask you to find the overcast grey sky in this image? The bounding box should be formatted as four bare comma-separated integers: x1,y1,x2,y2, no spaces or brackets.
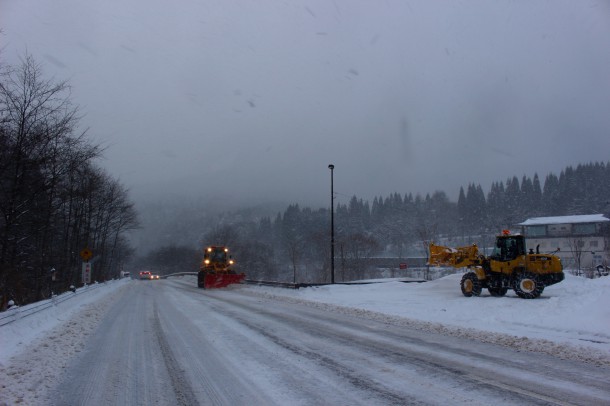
2,0,610,208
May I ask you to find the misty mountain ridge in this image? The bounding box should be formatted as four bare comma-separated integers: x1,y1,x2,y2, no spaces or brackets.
131,161,610,257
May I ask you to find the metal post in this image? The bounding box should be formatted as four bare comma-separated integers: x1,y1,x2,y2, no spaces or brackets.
328,164,335,284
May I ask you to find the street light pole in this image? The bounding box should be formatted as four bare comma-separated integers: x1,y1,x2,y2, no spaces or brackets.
328,164,335,284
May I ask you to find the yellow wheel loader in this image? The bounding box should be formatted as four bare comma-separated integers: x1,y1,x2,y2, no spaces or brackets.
197,246,245,289
429,231,564,299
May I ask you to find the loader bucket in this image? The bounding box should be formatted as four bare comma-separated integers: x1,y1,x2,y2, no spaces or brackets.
429,243,479,267
203,273,245,289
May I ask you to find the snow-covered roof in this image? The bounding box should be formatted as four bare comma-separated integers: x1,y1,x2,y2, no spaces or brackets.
518,214,610,226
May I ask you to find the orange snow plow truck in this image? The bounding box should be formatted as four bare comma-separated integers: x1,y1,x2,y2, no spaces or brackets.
428,231,564,299
197,246,245,289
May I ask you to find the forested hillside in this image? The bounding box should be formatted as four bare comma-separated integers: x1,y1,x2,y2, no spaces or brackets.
137,162,610,284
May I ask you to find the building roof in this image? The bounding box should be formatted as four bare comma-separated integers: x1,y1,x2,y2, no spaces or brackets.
518,214,610,226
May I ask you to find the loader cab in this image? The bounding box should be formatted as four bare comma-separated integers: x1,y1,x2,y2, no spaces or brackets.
490,234,525,262
203,246,233,266
206,247,227,263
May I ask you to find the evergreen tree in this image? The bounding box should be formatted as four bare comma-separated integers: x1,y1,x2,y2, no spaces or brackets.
504,176,521,228
542,173,560,215
531,173,543,215
457,186,467,231
520,175,534,217
486,181,505,231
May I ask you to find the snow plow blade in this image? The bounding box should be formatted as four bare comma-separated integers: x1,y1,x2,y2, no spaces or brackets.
203,273,245,289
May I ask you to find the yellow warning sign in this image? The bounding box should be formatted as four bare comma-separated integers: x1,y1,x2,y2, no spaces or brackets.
80,248,93,261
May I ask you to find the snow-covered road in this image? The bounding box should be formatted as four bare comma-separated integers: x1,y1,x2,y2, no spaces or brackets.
3,276,607,405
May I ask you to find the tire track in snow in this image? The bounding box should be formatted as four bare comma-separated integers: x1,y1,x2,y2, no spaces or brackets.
152,301,199,406
240,288,610,366
201,290,610,406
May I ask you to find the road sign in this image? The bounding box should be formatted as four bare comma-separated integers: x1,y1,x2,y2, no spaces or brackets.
82,262,92,284
80,248,93,262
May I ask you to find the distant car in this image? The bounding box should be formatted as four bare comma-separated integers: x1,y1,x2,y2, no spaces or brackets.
151,274,160,280
139,271,152,280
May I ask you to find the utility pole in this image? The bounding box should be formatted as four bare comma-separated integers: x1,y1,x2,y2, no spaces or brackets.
328,164,335,284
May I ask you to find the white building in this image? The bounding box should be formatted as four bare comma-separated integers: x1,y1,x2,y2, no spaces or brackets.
517,214,610,270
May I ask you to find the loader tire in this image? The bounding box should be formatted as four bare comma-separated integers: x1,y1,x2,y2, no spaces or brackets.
513,272,543,299
460,272,482,297
197,273,205,289
488,287,508,297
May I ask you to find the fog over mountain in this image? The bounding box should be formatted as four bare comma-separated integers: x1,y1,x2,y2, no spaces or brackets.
2,0,610,209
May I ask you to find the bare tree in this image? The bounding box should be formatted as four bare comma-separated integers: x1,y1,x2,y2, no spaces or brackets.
341,233,380,281
567,237,586,276
0,55,86,301
0,55,136,306
416,219,439,280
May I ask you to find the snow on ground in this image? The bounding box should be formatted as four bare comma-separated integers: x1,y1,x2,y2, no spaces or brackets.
2,273,609,366
0,279,131,366
0,280,130,405
239,272,610,365
0,273,608,403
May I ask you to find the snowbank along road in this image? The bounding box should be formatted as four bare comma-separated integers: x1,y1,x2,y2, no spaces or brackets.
3,277,610,405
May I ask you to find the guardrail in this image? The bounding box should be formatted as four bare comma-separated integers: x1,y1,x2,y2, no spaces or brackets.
161,272,197,279
243,279,427,289
245,280,299,289
162,273,426,289
0,282,111,327
162,273,323,289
